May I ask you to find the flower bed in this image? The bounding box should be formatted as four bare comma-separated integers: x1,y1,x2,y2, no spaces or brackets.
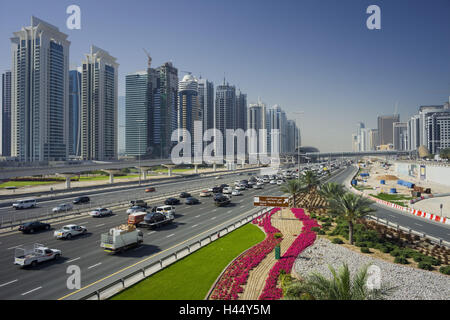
210,208,282,300
259,208,319,300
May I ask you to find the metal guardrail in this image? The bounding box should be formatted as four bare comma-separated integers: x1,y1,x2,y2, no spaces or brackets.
0,171,247,230
74,206,275,300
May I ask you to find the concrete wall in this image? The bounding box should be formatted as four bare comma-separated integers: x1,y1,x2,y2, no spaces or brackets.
395,162,450,187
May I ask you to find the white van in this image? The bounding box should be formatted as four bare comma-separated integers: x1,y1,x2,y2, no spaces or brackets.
12,199,37,209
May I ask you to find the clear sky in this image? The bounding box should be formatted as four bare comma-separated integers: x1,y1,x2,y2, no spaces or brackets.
1,0,449,152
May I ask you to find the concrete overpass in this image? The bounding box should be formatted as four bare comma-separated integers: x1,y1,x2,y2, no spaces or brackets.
281,150,412,163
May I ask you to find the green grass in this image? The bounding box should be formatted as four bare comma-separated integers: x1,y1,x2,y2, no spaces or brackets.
369,193,412,201
153,168,193,173
111,223,265,300
78,174,139,181
0,180,62,188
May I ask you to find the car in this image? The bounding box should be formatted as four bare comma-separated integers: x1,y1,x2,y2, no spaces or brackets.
234,180,241,186
145,187,156,192
232,189,242,196
143,212,168,225
19,221,51,234
214,195,231,207
277,180,283,185
179,192,191,198
185,197,200,205
54,224,87,239
126,206,147,215
235,184,246,191
215,176,222,179
248,181,256,186
52,203,73,213
164,197,180,205
262,178,270,183
270,180,277,184
12,199,37,209
89,208,112,217
252,184,262,189
199,190,212,197
73,196,90,205
223,187,233,194
256,181,264,186
130,200,148,208
156,205,175,216
212,186,223,193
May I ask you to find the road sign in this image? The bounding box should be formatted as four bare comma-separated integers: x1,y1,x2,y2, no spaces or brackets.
254,196,290,207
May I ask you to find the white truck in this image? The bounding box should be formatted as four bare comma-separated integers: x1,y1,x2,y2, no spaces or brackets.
100,224,143,253
14,243,61,268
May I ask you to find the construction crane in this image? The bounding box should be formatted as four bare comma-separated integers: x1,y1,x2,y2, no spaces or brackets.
142,48,152,68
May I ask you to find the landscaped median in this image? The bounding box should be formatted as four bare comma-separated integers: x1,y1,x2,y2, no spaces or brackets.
110,223,265,300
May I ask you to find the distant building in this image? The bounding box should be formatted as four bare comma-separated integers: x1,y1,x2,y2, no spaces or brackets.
407,114,420,151
286,119,299,153
215,79,236,156
10,17,70,162
235,89,247,131
80,46,118,160
393,122,408,151
425,111,450,154
1,71,11,156
68,69,81,157
248,100,267,156
198,78,214,131
267,105,287,155
377,114,400,146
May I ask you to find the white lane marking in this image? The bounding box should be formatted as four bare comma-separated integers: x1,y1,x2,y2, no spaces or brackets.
191,224,199,228
0,279,18,288
166,233,175,238
240,205,245,208
212,209,217,212
66,257,81,264
21,286,42,296
147,231,156,235
88,263,102,269
211,216,217,220
414,223,423,227
7,245,23,250
195,215,201,218
79,222,88,225
95,223,105,227
227,210,232,213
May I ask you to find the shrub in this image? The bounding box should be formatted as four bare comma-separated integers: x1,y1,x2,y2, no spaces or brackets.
274,233,283,239
311,227,320,233
318,230,326,235
394,256,409,264
332,238,344,244
322,222,332,227
439,266,450,275
355,242,367,248
390,249,402,257
380,246,390,253
413,255,423,263
360,247,371,254
418,261,433,271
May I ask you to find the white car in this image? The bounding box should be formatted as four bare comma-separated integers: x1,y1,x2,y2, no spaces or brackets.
89,208,112,217
223,187,233,194
199,190,212,197
277,180,283,185
235,184,246,191
54,224,87,239
270,180,277,184
256,181,264,186
156,205,175,216
12,199,36,209
52,203,73,213
252,184,262,189
262,178,270,183
231,189,242,196
126,206,146,215
215,176,222,180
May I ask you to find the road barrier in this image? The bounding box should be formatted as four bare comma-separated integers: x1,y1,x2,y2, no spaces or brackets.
67,206,275,300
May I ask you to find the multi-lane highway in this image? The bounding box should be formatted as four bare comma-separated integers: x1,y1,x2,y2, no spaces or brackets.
0,165,448,300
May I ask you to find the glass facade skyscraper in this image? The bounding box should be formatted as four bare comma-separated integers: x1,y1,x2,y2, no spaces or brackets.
1,71,11,156
69,69,81,157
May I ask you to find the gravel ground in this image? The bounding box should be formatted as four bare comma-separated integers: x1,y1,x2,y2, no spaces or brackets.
293,238,450,300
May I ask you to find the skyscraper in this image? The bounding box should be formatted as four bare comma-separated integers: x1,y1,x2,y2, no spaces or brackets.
393,122,408,151
407,114,420,151
267,105,287,154
215,80,236,156
10,17,70,162
286,119,299,153
177,73,201,156
235,89,247,131
377,114,400,146
125,71,151,156
1,71,11,156
248,100,267,156
198,78,214,132
157,62,178,158
81,46,118,160
68,69,81,157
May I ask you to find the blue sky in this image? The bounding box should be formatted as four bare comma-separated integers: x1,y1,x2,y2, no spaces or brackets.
1,0,449,152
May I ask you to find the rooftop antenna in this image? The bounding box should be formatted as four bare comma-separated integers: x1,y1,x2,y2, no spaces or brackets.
142,48,152,69
394,101,399,117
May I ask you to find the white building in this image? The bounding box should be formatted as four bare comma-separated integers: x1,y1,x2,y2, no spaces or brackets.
10,17,70,161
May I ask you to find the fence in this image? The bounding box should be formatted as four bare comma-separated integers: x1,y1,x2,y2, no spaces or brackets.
68,206,275,300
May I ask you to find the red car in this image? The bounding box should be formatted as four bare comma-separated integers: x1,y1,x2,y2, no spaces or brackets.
145,187,155,192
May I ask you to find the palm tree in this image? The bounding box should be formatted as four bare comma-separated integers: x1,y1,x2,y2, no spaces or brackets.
328,192,376,244
318,182,345,201
280,179,306,208
300,170,320,191
284,263,391,300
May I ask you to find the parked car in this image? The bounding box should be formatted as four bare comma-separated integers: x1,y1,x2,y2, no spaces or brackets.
145,187,156,192
164,197,180,205
19,221,50,234
126,206,147,215
89,208,113,217
179,192,191,198
185,197,200,205
52,203,73,213
54,224,87,240
277,180,283,185
73,196,90,205
231,189,242,196
12,199,36,210
199,190,212,197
